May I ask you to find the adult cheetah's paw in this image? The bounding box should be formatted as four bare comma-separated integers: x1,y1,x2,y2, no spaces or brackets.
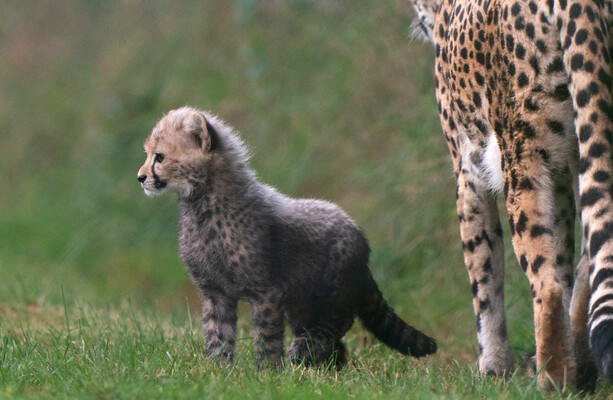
479,342,514,378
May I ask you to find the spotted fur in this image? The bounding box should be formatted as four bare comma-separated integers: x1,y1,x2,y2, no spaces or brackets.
411,0,613,389
137,107,437,368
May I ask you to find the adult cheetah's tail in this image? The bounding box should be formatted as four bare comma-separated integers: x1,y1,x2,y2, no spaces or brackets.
556,1,613,384
358,271,437,357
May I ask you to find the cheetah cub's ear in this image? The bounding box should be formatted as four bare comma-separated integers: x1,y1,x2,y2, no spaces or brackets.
183,112,221,153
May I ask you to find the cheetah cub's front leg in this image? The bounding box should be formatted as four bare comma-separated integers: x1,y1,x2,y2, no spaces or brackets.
200,288,238,364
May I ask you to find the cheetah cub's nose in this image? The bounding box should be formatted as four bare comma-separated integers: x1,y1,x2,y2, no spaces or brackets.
137,174,147,183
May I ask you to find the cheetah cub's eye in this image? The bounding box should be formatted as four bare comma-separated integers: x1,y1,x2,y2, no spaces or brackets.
155,153,165,163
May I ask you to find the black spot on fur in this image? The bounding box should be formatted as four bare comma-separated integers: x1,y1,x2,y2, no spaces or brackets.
516,212,528,236
532,256,546,274
578,157,591,174
567,20,576,36
531,225,552,238
579,124,594,142
594,170,610,182
515,16,525,30
511,2,521,16
589,142,607,158
569,3,582,18
520,254,528,272
570,54,584,71
483,257,492,273
547,120,564,135
575,29,588,45
576,89,592,107
474,119,488,134
599,68,612,89
517,120,536,137
519,178,534,191
547,58,564,73
506,35,515,52
552,84,570,101
597,100,613,122
526,23,535,40
529,56,540,74
524,97,538,111
580,188,604,207
473,92,482,108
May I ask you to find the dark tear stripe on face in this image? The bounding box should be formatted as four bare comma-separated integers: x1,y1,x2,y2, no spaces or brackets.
152,159,167,189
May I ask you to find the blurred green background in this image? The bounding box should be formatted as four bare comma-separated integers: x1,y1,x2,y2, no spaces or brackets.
0,0,534,361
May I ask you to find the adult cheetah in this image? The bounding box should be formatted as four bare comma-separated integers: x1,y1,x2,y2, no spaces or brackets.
411,0,613,389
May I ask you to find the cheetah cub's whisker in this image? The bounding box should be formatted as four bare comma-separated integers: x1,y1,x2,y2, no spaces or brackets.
137,106,437,368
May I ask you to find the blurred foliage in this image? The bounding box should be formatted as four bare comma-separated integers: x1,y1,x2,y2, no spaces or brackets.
0,0,535,362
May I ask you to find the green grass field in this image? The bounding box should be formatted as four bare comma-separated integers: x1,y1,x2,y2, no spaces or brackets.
1,1,611,398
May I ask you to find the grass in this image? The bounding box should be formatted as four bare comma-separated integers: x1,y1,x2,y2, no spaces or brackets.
0,0,611,398
0,302,602,400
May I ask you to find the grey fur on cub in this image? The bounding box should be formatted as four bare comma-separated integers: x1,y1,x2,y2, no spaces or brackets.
137,106,437,367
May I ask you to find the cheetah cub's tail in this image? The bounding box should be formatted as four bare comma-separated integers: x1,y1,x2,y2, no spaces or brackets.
358,270,437,357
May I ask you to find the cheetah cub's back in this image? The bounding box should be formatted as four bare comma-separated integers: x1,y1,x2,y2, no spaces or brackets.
137,106,437,367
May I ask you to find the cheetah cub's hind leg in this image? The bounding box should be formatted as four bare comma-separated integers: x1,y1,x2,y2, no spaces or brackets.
287,313,353,370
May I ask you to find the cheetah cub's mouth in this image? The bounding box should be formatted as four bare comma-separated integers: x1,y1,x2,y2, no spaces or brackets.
137,169,168,196
140,177,168,197
141,184,167,197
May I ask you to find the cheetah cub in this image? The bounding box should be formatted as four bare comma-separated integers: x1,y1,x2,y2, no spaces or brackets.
137,107,437,367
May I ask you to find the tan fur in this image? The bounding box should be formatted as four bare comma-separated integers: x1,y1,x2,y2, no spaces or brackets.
410,0,613,389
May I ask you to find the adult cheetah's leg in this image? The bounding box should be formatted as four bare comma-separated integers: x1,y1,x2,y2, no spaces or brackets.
567,160,598,390
556,0,613,383
434,80,512,375
200,288,238,364
551,168,575,307
250,290,285,368
570,230,598,390
504,160,576,388
552,167,585,386
456,164,513,377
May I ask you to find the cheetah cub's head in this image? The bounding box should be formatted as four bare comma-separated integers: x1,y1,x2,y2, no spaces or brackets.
137,107,221,198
